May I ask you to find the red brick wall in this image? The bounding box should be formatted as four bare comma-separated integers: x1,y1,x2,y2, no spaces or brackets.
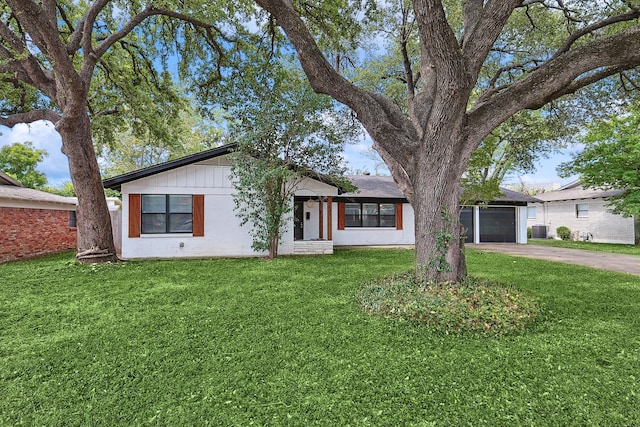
0,206,77,263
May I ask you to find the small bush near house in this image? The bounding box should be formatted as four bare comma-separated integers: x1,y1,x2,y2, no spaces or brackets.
356,272,539,336
556,226,572,241
527,227,532,239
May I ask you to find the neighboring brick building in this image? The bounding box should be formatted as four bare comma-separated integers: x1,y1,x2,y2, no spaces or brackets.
527,180,639,244
0,171,77,263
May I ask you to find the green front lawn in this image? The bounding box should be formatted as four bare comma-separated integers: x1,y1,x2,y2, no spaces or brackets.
1,249,639,425
529,238,640,255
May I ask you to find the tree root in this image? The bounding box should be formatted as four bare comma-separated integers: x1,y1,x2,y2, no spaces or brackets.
76,247,119,263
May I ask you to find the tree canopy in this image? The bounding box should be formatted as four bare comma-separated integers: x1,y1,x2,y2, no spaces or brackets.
0,141,48,189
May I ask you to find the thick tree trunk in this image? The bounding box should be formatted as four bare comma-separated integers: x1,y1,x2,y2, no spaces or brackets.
411,156,466,283
57,113,118,263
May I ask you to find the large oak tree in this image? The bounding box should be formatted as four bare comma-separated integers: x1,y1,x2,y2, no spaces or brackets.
252,0,640,281
0,1,230,262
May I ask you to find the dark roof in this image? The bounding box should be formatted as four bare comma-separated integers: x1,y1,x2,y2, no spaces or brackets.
340,175,404,199
0,171,23,187
338,175,540,204
103,143,237,191
493,187,542,204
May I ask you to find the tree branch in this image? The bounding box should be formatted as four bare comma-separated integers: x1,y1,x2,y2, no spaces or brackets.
5,0,77,88
462,0,484,46
0,13,56,97
467,24,640,158
0,109,61,127
255,0,420,166
461,1,522,84
554,8,640,57
412,0,465,88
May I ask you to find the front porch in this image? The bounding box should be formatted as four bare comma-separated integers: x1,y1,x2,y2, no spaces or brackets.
293,195,334,255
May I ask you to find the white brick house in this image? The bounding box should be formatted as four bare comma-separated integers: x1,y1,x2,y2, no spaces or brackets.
527,181,639,244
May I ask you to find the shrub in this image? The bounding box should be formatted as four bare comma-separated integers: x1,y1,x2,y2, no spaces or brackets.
556,226,572,241
356,272,539,336
527,227,532,239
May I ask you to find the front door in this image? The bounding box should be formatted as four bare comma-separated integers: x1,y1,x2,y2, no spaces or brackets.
294,201,304,240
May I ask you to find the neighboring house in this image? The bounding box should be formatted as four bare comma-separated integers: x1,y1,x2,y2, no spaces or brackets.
0,171,77,263
527,180,639,244
103,144,536,260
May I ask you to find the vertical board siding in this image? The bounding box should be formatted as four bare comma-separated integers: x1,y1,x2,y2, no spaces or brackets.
192,194,205,237
327,196,333,241
129,194,141,238
337,202,345,230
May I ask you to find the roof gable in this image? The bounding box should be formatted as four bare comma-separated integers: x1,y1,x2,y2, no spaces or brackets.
103,144,237,191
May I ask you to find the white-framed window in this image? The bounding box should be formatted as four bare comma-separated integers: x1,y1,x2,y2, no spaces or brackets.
527,206,536,219
576,203,589,218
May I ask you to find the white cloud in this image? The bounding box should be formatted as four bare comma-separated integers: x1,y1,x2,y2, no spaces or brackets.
0,121,71,185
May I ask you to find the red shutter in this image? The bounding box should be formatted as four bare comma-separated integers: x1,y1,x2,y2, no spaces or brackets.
337,202,345,230
192,194,205,237
396,203,403,230
129,194,141,238
327,196,333,241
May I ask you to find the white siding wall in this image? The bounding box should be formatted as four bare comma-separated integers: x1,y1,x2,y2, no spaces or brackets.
517,206,528,244
119,161,339,259
332,202,416,246
120,161,293,259
527,199,635,244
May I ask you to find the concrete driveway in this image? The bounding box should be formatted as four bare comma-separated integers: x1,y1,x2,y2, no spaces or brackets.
470,243,640,276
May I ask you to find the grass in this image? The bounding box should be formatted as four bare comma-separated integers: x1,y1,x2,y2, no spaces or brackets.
1,248,640,425
529,238,640,256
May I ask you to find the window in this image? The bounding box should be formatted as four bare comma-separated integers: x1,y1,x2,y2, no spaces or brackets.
141,195,193,234
345,202,396,227
68,211,77,228
576,203,589,218
527,206,536,219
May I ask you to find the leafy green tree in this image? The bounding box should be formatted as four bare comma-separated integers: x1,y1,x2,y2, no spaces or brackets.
99,102,226,177
253,0,640,281
227,64,357,259
462,108,570,203
558,102,640,217
0,1,234,262
43,181,76,197
0,142,48,189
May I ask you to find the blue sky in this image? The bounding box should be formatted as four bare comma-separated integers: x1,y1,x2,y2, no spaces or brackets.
0,121,70,185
